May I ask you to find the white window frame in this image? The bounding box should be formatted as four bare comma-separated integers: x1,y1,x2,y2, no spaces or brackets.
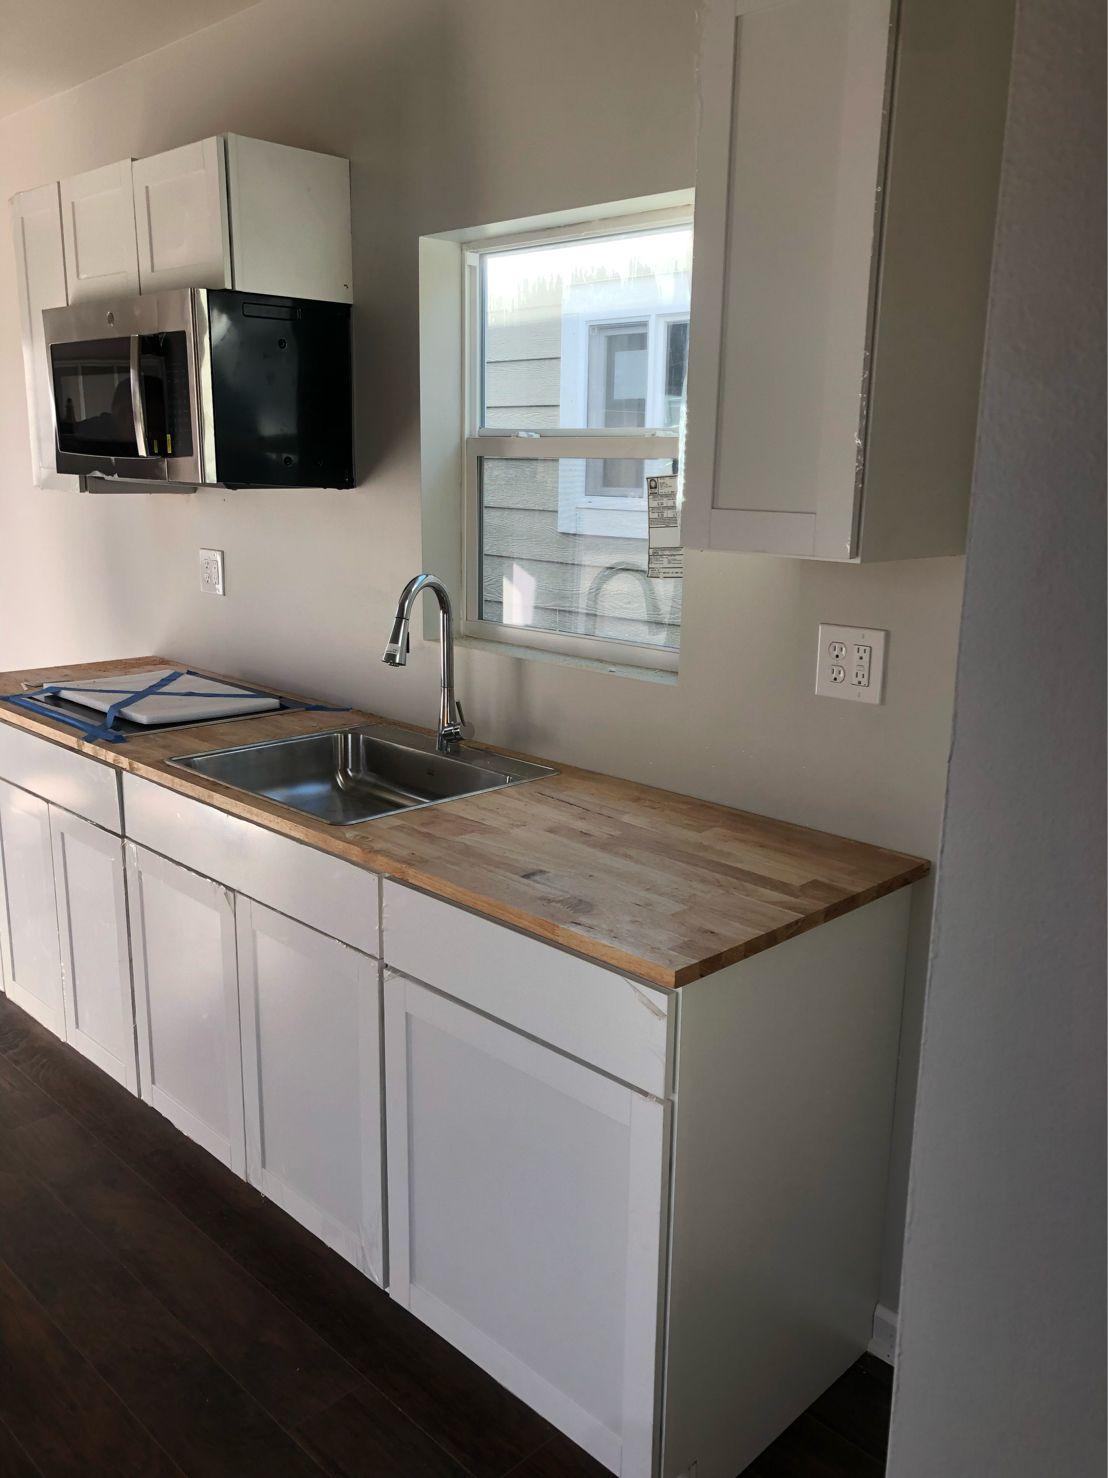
460,205,691,672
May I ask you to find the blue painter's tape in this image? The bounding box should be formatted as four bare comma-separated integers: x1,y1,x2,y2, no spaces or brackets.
0,667,347,746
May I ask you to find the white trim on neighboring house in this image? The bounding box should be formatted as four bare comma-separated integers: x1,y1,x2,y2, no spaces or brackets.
418,192,693,676
555,300,689,536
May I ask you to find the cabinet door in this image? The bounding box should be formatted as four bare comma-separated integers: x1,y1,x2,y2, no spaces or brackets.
10,184,78,491
126,844,245,1171
683,0,893,559
0,781,64,1036
132,137,231,293
226,134,353,302
385,971,667,1478
60,159,140,302
49,808,136,1091
237,899,382,1283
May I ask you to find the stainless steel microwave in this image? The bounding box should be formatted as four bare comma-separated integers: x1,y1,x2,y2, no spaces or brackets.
43,288,354,489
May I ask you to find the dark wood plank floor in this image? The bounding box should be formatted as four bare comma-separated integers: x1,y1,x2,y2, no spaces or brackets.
0,995,891,1477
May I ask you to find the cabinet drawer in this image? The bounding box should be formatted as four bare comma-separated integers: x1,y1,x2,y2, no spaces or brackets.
123,774,377,956
0,723,121,833
382,882,671,1097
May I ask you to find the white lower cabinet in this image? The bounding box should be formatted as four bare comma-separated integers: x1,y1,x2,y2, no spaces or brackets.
237,898,383,1283
50,807,136,1090
125,843,246,1171
0,725,915,1478
0,780,64,1035
384,969,667,1478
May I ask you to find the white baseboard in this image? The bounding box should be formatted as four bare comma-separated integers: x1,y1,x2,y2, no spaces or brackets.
868,1302,897,1365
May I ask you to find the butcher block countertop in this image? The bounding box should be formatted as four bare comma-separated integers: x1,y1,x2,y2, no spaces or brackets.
0,657,928,989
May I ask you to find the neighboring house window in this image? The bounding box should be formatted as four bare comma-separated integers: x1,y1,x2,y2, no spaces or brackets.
462,211,692,668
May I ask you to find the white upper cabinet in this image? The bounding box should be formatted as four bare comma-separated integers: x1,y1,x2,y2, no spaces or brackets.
132,136,231,292
133,133,352,301
225,134,353,303
54,135,351,304
684,0,1014,561
12,132,352,491
10,183,77,490
59,159,140,302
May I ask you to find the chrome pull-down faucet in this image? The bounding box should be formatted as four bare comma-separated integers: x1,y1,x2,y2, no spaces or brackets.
382,574,473,751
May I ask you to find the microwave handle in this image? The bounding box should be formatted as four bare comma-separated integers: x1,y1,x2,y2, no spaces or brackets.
129,334,149,457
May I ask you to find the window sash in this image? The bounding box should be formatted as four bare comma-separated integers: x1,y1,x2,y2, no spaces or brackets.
468,210,693,440
468,434,679,459
462,437,681,670
461,208,689,672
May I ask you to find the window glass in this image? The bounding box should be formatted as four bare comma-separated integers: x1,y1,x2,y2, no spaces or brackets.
478,456,682,649
663,320,690,430
480,226,693,434
471,217,691,661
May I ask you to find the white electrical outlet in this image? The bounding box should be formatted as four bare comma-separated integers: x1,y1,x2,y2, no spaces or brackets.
199,548,225,596
815,624,887,703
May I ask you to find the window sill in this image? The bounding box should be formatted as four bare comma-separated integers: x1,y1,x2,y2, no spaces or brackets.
453,635,679,685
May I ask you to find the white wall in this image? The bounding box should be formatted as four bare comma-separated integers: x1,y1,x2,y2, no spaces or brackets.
888,0,1106,1471
0,0,970,1309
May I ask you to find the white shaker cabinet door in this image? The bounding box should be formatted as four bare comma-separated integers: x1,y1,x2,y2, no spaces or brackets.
132,136,231,293
683,0,893,559
384,971,668,1478
60,159,140,303
49,808,137,1091
126,843,245,1172
237,899,383,1284
0,781,64,1036
10,183,77,490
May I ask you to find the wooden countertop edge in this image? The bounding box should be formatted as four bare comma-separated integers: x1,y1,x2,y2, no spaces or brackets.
0,656,931,991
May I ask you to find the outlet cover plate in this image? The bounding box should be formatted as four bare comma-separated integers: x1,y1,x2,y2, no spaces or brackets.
816,623,887,703
199,548,225,596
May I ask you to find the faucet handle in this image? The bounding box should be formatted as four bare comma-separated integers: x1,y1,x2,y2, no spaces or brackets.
454,699,475,740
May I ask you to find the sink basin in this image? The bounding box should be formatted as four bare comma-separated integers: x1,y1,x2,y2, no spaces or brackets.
169,722,556,826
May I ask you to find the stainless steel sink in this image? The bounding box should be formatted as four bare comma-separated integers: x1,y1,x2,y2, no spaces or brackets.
169,722,555,826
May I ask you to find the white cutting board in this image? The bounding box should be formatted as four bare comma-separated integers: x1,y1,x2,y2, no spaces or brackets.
49,668,282,725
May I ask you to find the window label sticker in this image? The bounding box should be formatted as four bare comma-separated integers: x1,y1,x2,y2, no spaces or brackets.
647,473,683,577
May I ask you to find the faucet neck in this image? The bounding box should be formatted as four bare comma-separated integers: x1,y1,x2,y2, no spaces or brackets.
385,574,470,751
435,598,465,750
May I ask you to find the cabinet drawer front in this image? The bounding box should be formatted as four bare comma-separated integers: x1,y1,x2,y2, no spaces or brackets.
382,882,671,1097
0,724,121,833
122,774,378,956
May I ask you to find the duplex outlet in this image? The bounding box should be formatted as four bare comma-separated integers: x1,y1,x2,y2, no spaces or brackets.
199,548,225,596
815,624,887,704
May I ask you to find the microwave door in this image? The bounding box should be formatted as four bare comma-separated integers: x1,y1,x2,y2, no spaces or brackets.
49,330,198,483
51,333,145,472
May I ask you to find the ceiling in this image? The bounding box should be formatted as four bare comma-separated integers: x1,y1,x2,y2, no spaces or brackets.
0,0,261,120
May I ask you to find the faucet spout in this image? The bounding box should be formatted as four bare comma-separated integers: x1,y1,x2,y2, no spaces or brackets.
382,612,410,666
381,574,472,750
